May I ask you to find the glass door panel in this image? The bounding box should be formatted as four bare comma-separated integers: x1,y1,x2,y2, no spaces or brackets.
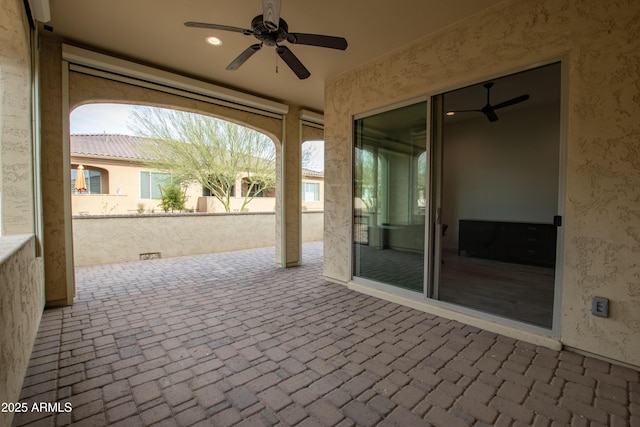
353,101,428,293
434,63,561,328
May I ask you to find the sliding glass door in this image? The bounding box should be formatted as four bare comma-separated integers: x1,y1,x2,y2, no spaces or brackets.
434,63,561,328
353,100,428,293
352,62,562,330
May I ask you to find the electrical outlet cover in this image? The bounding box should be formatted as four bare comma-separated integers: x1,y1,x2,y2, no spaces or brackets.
592,296,609,317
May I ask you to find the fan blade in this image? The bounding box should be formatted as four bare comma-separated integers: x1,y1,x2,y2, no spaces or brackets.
448,109,482,113
276,46,310,79
184,22,252,35
483,108,499,122
262,0,281,31
492,94,530,110
226,44,262,71
287,33,348,50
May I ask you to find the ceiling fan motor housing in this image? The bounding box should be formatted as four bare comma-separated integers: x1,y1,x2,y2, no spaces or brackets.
251,15,288,46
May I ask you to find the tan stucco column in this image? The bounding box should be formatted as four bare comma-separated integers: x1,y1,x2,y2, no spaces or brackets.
278,106,302,267
40,36,75,306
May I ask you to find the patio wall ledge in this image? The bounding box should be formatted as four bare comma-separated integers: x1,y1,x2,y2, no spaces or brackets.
0,234,45,427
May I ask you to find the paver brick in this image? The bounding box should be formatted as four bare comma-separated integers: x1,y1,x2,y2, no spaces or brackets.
426,405,471,427
10,243,639,427
278,404,307,425
342,373,377,398
342,400,381,427
490,395,534,424
131,381,162,405
106,401,138,423
307,399,344,426
496,380,529,404
227,386,260,410
455,394,499,424
258,386,292,411
391,384,426,410
465,380,497,404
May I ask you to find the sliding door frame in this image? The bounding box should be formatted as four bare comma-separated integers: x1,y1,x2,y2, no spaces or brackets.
350,55,567,338
351,96,430,297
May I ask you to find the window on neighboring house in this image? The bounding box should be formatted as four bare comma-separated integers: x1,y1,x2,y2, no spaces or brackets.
141,171,171,199
71,167,104,194
302,182,320,202
203,182,235,197
242,178,272,197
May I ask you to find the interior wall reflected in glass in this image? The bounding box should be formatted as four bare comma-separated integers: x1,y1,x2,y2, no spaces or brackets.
353,101,428,293
436,63,561,328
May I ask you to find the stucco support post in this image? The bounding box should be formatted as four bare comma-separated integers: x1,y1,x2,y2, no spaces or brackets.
277,106,302,267
40,36,75,306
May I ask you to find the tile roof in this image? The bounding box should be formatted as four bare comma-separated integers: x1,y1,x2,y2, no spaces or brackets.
71,134,152,160
71,134,325,177
301,168,324,177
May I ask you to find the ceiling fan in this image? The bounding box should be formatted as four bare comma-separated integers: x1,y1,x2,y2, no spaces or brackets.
449,82,530,122
184,0,348,80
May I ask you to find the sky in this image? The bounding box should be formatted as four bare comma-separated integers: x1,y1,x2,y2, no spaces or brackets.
70,103,136,135
70,103,324,171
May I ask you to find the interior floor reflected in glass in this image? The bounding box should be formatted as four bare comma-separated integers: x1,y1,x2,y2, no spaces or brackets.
355,244,424,292
438,249,554,328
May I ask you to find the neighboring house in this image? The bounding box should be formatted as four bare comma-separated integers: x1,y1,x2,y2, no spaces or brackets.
70,134,324,215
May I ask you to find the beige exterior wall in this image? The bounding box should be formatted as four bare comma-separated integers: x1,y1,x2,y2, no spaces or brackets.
324,0,640,367
0,0,34,235
71,156,205,215
0,236,44,427
0,1,45,426
302,210,324,243
70,155,323,215
72,211,323,266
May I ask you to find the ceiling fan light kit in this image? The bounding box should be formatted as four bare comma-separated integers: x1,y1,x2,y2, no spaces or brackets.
185,0,348,79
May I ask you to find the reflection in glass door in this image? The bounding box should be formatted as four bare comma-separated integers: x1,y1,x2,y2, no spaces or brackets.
351,63,561,330
434,63,561,328
353,100,428,293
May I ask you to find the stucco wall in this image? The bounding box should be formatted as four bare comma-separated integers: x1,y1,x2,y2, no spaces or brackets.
0,0,34,235
40,35,73,306
324,0,640,366
0,2,46,426
0,236,44,427
72,211,323,266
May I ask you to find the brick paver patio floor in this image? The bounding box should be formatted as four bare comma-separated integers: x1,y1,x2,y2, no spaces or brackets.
13,242,639,426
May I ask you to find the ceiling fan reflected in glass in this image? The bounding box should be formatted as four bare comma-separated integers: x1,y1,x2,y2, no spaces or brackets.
184,0,348,79
448,82,530,122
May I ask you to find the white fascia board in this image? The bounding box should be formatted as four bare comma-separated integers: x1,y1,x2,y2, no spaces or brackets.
28,0,50,22
299,109,324,125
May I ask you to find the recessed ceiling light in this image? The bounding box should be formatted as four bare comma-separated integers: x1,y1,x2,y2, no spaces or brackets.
446,111,455,116
205,36,223,46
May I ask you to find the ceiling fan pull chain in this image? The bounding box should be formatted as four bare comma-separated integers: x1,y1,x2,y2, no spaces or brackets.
276,55,279,74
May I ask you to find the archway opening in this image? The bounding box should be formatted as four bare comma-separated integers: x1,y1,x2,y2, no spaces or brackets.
69,102,293,267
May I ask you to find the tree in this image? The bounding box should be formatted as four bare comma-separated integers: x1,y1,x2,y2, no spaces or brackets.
129,107,276,212
301,140,324,172
354,147,377,212
302,142,318,170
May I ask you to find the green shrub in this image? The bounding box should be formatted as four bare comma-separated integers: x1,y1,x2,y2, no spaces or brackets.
158,183,187,212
